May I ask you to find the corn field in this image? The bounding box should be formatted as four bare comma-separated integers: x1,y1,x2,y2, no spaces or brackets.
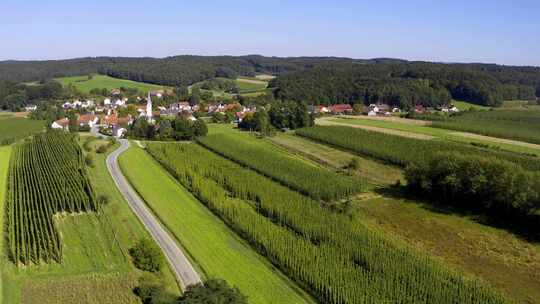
6,132,97,265
146,142,508,304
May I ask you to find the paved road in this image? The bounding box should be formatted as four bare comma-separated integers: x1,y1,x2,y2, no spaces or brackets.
106,139,202,290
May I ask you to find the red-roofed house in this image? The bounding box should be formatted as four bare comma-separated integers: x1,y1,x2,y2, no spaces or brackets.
77,114,99,127
330,104,353,114
51,118,69,130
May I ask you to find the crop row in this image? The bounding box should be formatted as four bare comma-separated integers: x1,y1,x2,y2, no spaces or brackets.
146,142,506,304
296,126,540,171
197,133,363,201
433,110,540,145
6,132,97,265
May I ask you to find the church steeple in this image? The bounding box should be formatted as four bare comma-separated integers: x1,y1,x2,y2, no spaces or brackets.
146,92,153,122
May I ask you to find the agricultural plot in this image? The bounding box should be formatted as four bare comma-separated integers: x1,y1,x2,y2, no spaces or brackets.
146,142,506,304
0,118,44,145
21,272,139,304
297,126,540,171
0,146,12,301
55,74,167,94
355,196,540,303
6,132,97,265
267,133,404,186
198,133,364,201
432,109,540,145
326,116,540,155
235,78,268,93
119,146,310,304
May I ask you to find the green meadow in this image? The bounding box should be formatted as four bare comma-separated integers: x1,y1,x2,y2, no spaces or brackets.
55,74,167,94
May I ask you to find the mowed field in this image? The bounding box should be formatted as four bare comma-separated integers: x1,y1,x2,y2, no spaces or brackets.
55,75,167,94
118,145,311,304
0,118,45,145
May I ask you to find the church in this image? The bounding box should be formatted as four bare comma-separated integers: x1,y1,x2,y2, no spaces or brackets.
145,92,155,124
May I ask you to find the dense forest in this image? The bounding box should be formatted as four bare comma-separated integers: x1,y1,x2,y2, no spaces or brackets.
0,55,539,108
271,63,540,107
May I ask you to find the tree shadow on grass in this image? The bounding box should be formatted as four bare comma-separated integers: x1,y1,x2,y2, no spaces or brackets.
372,185,540,244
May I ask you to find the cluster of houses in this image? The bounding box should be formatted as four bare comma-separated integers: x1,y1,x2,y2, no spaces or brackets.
49,90,258,137
308,103,459,116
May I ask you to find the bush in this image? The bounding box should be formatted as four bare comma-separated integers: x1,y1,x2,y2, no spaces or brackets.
134,273,163,304
129,239,163,272
178,279,247,304
85,153,95,167
96,144,108,154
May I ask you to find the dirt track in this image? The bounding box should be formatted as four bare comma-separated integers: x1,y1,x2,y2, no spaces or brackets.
316,118,434,140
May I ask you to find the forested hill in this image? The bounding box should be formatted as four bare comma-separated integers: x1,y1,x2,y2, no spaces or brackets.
271,62,540,108
1,55,539,107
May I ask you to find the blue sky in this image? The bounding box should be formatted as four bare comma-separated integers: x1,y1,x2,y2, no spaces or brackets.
1,0,539,66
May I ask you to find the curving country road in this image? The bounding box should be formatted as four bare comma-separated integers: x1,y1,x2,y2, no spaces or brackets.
106,139,202,290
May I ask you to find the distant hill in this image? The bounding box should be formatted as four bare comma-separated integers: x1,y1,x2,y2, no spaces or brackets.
0,55,539,107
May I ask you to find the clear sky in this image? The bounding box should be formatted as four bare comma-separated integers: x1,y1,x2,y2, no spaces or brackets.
1,0,539,66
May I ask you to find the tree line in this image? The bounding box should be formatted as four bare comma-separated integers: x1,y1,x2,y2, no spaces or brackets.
1,55,538,107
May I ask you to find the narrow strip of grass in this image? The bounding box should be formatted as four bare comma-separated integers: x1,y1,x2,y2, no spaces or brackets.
0,146,13,303
118,145,312,304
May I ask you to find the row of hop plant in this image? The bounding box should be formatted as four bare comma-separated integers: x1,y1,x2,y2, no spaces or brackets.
197,133,364,201
296,126,540,170
432,109,540,145
6,131,97,265
146,142,508,304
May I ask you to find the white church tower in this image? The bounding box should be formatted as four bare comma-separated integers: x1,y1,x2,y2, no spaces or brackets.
146,92,153,123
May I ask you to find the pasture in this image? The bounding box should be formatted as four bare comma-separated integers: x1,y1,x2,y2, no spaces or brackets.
118,145,310,304
235,78,268,93
0,118,45,145
55,74,167,94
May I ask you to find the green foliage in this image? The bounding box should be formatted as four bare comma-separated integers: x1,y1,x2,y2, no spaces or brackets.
432,109,540,144
6,131,97,265
198,78,238,93
129,238,163,273
405,152,540,218
197,133,363,201
146,142,506,304
296,126,540,171
178,279,248,304
85,152,95,167
135,273,164,304
268,100,313,130
0,118,45,146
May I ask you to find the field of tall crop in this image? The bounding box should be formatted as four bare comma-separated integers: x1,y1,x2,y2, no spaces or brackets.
198,133,364,201
0,118,44,145
432,110,540,144
297,126,540,171
6,132,97,265
146,142,507,304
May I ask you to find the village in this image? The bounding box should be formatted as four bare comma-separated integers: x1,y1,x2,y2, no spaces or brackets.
40,88,461,138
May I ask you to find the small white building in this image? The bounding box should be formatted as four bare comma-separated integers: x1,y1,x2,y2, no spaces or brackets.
51,118,69,130
103,98,111,106
24,105,37,112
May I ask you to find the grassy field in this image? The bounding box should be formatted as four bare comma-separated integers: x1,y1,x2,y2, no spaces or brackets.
267,133,403,187
0,118,45,145
55,75,167,94
235,78,267,93
354,196,540,304
452,100,491,111
0,146,12,303
327,116,540,156
118,145,311,304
